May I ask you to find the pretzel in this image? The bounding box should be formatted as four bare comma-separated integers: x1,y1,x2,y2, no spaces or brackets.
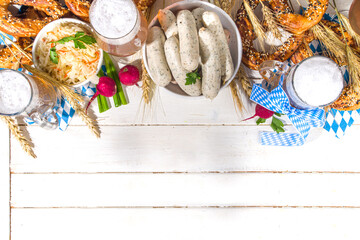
64,0,91,21
134,0,157,12
269,0,329,34
236,0,304,70
330,86,360,111
64,0,156,22
0,0,68,37
0,37,32,69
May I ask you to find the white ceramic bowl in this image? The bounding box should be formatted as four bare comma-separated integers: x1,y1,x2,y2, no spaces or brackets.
142,0,242,97
32,18,103,88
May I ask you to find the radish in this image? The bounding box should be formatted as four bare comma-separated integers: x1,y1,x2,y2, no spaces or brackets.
86,76,117,113
118,65,140,86
242,104,274,121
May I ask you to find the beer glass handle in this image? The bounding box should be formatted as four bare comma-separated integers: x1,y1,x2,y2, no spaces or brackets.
258,60,290,86
29,108,58,130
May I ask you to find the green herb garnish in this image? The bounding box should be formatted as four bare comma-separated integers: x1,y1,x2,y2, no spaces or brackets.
185,71,201,85
256,118,266,125
270,117,285,134
255,112,285,134
50,47,59,64
49,31,97,64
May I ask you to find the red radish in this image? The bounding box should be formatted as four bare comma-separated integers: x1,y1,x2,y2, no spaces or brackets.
86,76,117,113
118,65,140,86
242,104,274,121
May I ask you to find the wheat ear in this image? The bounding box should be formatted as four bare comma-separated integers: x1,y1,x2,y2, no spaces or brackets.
311,24,347,64
261,2,282,40
239,66,253,97
346,46,360,91
23,65,100,138
243,0,266,52
0,116,36,158
219,0,235,15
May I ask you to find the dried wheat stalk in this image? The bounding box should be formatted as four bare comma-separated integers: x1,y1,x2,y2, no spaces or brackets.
141,4,156,105
213,0,221,8
0,30,32,61
230,79,244,113
331,7,360,91
261,2,282,40
346,45,360,91
23,65,83,103
219,0,235,14
311,24,347,64
337,13,360,47
239,66,253,97
218,0,245,113
0,116,36,158
23,65,100,138
244,0,266,52
141,60,154,104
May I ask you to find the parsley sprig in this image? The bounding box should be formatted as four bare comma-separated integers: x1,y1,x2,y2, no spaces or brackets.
185,69,201,85
49,31,97,64
256,113,285,134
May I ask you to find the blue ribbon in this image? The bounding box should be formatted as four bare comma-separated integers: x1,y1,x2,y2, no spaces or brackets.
250,74,326,146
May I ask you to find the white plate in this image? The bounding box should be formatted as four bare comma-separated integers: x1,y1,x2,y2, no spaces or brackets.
142,0,242,98
32,18,103,88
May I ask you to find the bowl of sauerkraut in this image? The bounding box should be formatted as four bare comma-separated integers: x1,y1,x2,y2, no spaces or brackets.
33,18,103,87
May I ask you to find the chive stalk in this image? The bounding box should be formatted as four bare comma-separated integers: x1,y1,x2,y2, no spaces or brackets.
96,68,110,113
103,52,128,106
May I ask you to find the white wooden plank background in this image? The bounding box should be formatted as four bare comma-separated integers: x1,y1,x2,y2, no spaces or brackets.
10,208,360,240
11,173,360,207
1,0,360,239
0,124,9,239
9,125,360,173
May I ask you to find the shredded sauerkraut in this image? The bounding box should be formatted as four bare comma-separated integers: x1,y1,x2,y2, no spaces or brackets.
36,23,100,85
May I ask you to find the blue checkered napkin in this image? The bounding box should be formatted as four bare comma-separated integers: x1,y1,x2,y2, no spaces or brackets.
251,75,325,146
1,32,98,131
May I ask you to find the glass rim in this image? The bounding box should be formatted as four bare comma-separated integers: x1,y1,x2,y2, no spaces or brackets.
89,0,140,40
0,69,33,116
290,55,345,108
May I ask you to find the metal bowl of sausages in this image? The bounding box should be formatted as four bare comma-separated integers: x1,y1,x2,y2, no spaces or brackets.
142,0,242,99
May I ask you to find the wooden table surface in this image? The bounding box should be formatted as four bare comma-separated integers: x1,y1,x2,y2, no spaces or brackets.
1,0,359,239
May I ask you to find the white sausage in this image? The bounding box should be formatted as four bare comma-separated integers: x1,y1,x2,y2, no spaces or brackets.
158,9,178,38
177,10,199,72
202,11,234,82
146,26,172,87
164,36,202,96
192,8,205,31
198,28,222,100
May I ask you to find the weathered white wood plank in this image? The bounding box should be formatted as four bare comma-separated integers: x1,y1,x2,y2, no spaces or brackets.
73,86,254,125
11,173,360,207
10,125,360,173
11,208,360,240
0,123,10,238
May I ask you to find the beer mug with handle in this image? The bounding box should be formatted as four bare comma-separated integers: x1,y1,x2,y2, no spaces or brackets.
0,69,58,129
258,56,345,109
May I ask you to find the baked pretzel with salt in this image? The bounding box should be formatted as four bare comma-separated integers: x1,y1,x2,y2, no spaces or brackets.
269,0,328,34
236,0,303,70
236,0,329,70
0,0,68,37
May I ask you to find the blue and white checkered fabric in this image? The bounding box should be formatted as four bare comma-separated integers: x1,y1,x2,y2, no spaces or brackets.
251,75,325,146
25,82,97,131
1,33,97,131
